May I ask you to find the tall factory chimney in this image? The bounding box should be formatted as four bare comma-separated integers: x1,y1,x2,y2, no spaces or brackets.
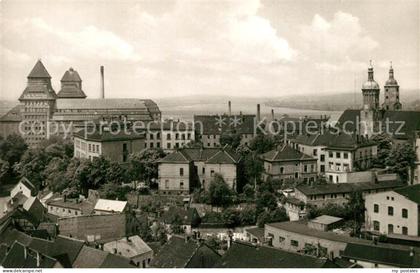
100,66,105,99
271,109,275,120
228,101,232,116
257,104,261,122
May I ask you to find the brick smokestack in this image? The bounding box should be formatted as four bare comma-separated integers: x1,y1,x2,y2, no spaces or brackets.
257,104,261,121
100,66,105,99
228,101,232,116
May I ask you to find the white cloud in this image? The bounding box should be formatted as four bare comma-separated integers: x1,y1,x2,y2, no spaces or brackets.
10,17,140,62
1,47,31,64
300,11,378,60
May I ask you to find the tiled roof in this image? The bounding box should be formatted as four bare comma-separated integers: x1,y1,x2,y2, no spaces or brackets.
214,241,336,268
104,236,152,259
27,60,51,78
46,199,95,215
18,177,37,195
296,180,404,196
261,144,316,162
337,109,420,140
194,114,256,135
0,104,23,122
57,86,87,99
245,227,264,240
72,245,134,268
94,199,127,213
342,243,420,267
61,68,82,82
56,98,151,110
150,235,220,268
1,241,58,268
394,184,420,204
158,148,240,164
74,128,145,142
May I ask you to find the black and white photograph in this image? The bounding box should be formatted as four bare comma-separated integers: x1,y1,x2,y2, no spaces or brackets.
0,0,419,271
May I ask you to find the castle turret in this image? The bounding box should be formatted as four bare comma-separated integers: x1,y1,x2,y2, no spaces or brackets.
57,67,87,99
382,62,402,111
361,61,380,110
19,60,57,146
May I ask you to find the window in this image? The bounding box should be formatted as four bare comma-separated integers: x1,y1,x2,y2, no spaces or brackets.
202,167,205,174
402,208,408,218
388,224,394,234
167,133,171,140
180,181,184,189
180,168,184,176
374,204,379,213
291,240,299,247
123,143,128,162
167,143,171,149
294,172,298,179
304,165,308,172
313,149,317,156
388,206,394,216
320,165,325,172
329,151,333,158
373,221,380,231
336,152,341,158
165,180,169,189
280,167,284,174
320,155,325,162
343,152,348,159
211,170,215,177
402,226,408,235
279,236,285,243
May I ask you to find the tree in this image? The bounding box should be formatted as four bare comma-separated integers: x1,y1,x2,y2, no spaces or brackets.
248,134,276,154
257,207,288,228
220,132,242,150
346,191,365,235
371,133,392,168
239,206,257,225
127,148,166,184
0,159,10,184
14,148,50,189
385,143,417,182
0,134,27,169
44,157,70,193
106,162,128,185
221,208,240,228
207,174,234,208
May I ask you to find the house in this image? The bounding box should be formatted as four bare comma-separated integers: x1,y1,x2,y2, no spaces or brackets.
46,198,95,218
307,215,344,231
294,180,405,208
73,125,145,163
194,112,256,148
93,199,127,215
324,134,377,183
282,196,306,221
10,177,37,198
0,241,63,268
160,207,201,234
157,147,241,195
245,227,265,244
365,184,420,237
58,213,127,243
72,245,135,268
103,235,153,268
144,120,195,150
213,241,337,268
260,144,318,184
150,235,221,268
341,243,420,268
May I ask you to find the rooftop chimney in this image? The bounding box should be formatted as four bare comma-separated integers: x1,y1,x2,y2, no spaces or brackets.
228,101,232,116
257,104,261,122
100,66,105,99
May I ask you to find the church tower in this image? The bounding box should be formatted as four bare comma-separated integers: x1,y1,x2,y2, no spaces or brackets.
360,61,380,137
382,62,402,111
19,60,57,147
57,67,87,99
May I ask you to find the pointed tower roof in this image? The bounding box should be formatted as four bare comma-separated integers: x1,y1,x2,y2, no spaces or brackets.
27,59,51,78
57,67,87,99
385,61,398,86
362,60,379,90
61,67,82,82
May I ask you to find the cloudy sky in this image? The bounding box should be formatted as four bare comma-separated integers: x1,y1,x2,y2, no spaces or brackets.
0,0,419,100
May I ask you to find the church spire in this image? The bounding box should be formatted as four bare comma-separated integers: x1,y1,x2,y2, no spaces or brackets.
367,60,374,81
388,61,394,81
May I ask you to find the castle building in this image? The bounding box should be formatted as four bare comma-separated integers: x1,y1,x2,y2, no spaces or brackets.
382,63,402,111
0,60,161,146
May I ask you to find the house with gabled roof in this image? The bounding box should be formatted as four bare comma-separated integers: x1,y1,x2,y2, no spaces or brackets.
260,144,317,184
365,184,420,238
10,177,37,199
157,147,241,194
